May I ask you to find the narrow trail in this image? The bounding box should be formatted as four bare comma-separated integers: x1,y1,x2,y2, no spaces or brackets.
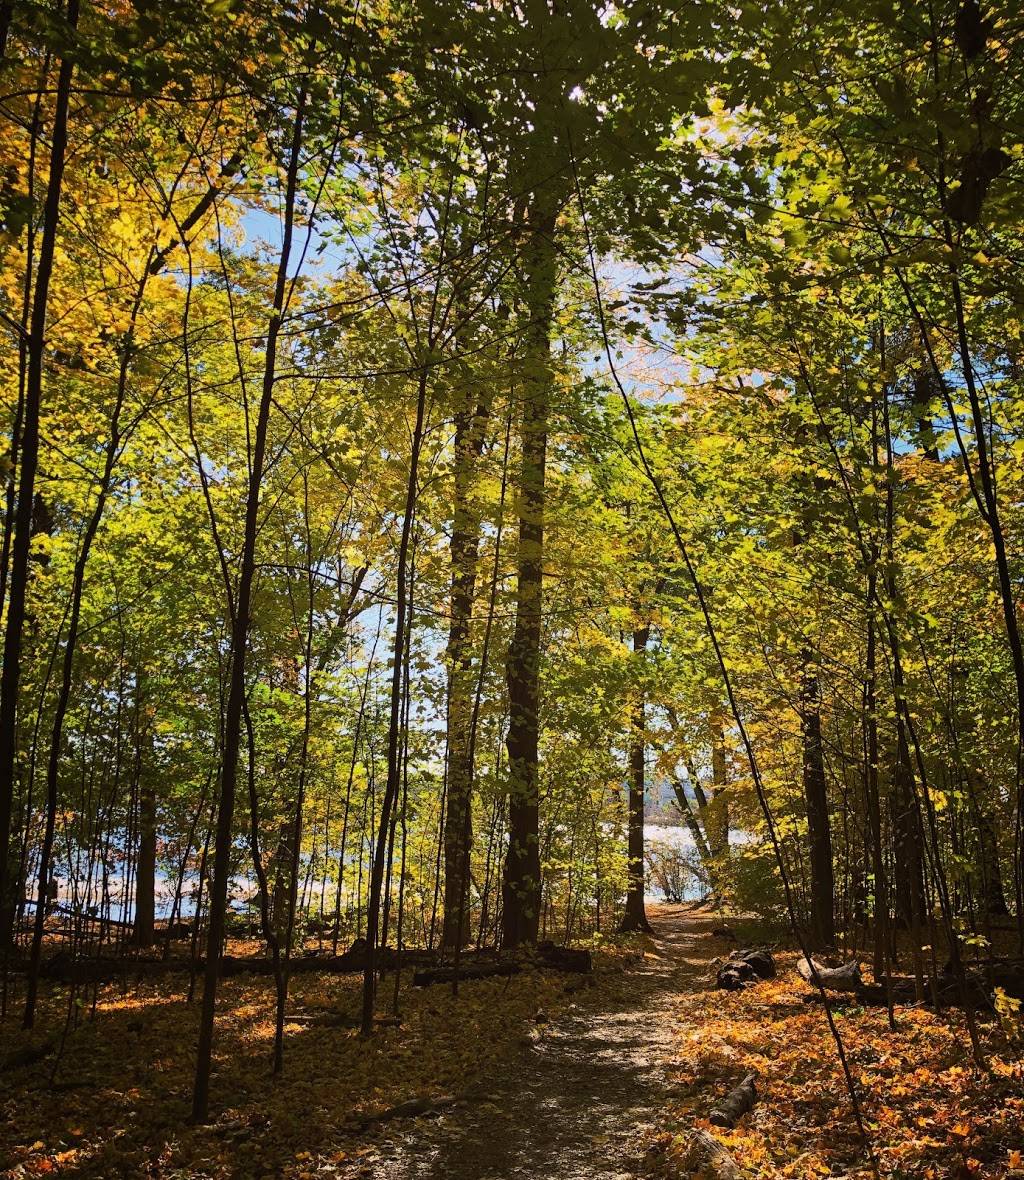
352,905,719,1180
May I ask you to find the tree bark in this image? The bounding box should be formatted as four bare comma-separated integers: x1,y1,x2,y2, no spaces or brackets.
442,378,492,949
134,781,156,948
361,364,428,1034
670,777,713,866
708,1074,758,1129
801,664,835,949
682,1130,742,1179
891,719,926,1000
797,955,862,991
864,604,888,984
190,82,307,1123
501,198,557,950
0,0,79,947
911,369,940,461
619,626,651,932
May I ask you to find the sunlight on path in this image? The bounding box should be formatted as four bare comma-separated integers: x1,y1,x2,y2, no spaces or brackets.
340,905,718,1179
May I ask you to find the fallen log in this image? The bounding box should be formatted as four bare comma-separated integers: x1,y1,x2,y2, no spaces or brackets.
1,1038,56,1073
708,1073,758,1129
413,941,590,986
716,947,776,991
803,971,990,1009
28,938,591,987
413,963,519,987
536,941,592,973
354,1094,456,1129
219,946,431,977
287,1011,400,1032
796,956,862,992
810,958,1024,1009
679,1128,743,1179
34,942,443,984
961,959,1024,1001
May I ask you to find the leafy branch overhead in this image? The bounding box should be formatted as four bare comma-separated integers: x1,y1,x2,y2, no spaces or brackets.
0,0,1023,1177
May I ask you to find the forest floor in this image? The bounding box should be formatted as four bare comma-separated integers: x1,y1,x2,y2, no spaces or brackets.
339,903,712,1180
328,905,1024,1180
2,904,1023,1178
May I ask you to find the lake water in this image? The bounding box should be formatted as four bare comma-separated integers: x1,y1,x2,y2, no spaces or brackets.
34,821,713,920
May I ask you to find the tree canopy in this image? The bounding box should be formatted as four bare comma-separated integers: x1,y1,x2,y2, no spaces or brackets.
2,0,1024,1174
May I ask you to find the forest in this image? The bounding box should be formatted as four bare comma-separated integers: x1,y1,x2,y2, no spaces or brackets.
2,0,1024,1177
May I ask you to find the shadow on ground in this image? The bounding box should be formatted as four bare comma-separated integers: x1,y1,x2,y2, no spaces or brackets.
342,905,720,1180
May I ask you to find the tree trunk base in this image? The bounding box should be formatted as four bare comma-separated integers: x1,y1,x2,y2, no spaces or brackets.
618,914,653,934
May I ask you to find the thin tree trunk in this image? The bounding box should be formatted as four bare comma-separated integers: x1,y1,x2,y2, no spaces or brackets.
275,496,319,1066
191,82,306,1123
133,675,156,947
241,702,286,1075
801,663,835,950
0,0,79,947
360,366,428,1035
619,626,651,932
441,380,492,948
670,777,714,866
864,605,889,986
332,622,380,953
882,401,926,1001
23,251,140,1028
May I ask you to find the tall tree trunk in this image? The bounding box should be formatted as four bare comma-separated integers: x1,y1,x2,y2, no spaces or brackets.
22,365,128,1025
0,0,79,946
275,549,317,1067
864,603,888,983
442,382,492,949
24,34,156,1031
891,720,926,998
501,198,557,950
878,382,925,998
134,784,157,947
801,663,835,949
270,814,294,939
191,82,306,1123
241,702,286,1075
924,31,1024,932
360,366,428,1034
663,709,718,879
619,627,651,932
864,400,890,986
133,670,156,948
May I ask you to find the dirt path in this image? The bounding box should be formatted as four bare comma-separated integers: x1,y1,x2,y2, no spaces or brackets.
348,905,718,1180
